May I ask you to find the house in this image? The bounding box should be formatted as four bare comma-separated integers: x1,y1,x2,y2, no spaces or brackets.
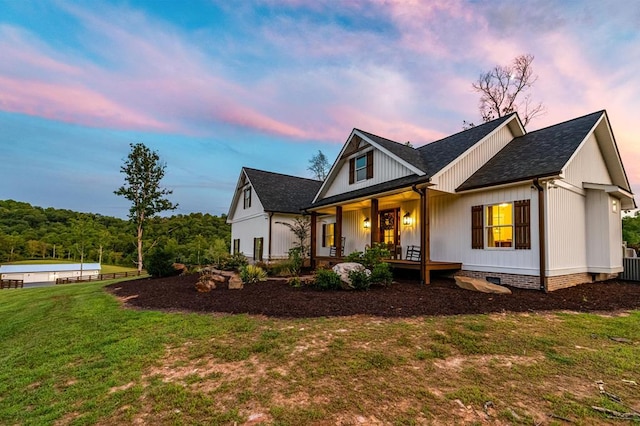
227,167,322,261
0,263,101,284
228,110,635,291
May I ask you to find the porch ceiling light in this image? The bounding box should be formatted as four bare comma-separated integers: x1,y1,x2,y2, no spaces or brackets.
403,212,412,226
363,217,371,229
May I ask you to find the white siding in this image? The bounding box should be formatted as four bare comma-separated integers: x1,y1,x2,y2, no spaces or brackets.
430,185,540,275
323,149,414,199
431,125,514,193
230,183,265,221
230,214,268,259
582,190,623,273
564,133,612,187
547,186,588,275
270,214,306,260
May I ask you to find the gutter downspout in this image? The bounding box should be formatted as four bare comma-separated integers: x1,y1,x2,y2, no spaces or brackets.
532,179,547,292
268,212,273,262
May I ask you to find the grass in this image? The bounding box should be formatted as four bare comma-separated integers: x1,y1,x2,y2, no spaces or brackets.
1,281,639,424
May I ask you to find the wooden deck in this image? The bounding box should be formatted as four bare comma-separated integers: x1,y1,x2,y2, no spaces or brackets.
314,256,461,272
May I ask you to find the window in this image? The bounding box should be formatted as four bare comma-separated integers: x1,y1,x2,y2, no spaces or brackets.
471,201,530,250
243,187,251,209
322,223,335,247
233,239,240,255
486,203,513,248
253,237,263,261
348,151,373,184
355,155,367,182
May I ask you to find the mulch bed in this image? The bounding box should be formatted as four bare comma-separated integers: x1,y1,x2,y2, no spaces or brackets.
105,274,640,318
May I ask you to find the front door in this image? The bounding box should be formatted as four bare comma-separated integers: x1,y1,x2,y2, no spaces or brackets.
379,209,400,258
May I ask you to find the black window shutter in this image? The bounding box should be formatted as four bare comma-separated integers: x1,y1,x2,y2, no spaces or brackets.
515,200,531,250
471,205,483,249
366,151,374,179
349,158,355,184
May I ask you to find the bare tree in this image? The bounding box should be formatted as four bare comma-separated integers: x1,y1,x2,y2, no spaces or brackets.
308,150,330,181
471,54,544,126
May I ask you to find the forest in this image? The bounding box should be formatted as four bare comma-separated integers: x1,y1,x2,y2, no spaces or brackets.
0,199,230,266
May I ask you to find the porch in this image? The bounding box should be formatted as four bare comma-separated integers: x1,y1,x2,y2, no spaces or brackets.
315,255,462,274
309,184,462,284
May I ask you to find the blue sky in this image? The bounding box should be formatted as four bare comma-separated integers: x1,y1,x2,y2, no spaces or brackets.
1,0,639,218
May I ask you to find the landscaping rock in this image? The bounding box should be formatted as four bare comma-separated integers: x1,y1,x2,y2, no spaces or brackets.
228,274,244,289
332,262,371,288
195,278,216,292
454,276,512,294
172,263,188,275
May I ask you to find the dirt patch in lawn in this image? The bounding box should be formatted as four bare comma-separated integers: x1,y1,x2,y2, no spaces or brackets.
105,274,640,318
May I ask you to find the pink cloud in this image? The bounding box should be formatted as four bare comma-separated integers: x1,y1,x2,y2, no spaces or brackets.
0,76,170,131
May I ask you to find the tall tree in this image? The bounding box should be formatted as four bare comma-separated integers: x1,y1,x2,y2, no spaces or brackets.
114,143,177,273
471,53,544,126
308,150,330,181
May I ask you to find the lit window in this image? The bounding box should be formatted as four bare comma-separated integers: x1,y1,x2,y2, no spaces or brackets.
486,203,513,248
355,155,367,182
323,223,335,247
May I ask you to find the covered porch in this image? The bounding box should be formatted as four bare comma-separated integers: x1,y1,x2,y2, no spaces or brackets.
309,184,462,284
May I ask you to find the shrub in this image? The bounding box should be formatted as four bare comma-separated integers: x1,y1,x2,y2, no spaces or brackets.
371,262,393,286
348,269,371,291
146,247,178,278
288,276,302,288
345,243,391,270
239,265,267,284
215,252,248,271
314,269,342,291
287,247,304,276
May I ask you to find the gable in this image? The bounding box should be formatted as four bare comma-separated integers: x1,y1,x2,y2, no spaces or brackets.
457,111,605,192
314,129,424,202
564,132,612,187
429,116,520,193
227,167,322,221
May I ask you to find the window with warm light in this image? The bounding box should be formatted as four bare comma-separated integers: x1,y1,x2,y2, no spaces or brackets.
322,223,335,247
486,203,513,248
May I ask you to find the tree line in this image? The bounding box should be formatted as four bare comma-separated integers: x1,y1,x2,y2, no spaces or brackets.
0,199,230,267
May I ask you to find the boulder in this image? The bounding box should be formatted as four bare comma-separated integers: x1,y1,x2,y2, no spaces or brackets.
195,279,216,292
454,276,512,294
228,274,244,289
172,263,188,275
332,262,370,289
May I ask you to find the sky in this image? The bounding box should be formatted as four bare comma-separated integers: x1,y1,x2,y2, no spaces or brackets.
1,0,639,219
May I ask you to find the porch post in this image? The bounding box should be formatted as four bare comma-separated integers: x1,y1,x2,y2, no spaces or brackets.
310,212,317,269
420,188,431,284
370,198,379,247
335,206,343,258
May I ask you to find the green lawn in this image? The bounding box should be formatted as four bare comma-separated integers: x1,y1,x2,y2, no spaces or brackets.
1,280,639,425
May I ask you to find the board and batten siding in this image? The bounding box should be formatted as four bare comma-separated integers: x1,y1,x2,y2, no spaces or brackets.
430,185,539,275
564,133,612,188
323,149,415,199
546,185,588,275
230,214,267,258
584,190,623,272
431,124,515,193
230,183,265,221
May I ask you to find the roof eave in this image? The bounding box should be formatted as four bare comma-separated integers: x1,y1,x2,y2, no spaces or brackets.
456,172,562,193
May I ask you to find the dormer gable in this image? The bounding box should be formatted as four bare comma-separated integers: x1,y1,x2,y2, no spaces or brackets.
313,129,426,203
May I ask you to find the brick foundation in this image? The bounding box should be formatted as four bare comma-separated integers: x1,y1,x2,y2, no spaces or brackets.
455,270,617,291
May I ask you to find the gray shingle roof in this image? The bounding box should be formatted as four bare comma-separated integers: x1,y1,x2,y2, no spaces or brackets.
457,111,604,191
417,113,516,176
308,175,430,209
356,129,428,172
244,168,322,214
